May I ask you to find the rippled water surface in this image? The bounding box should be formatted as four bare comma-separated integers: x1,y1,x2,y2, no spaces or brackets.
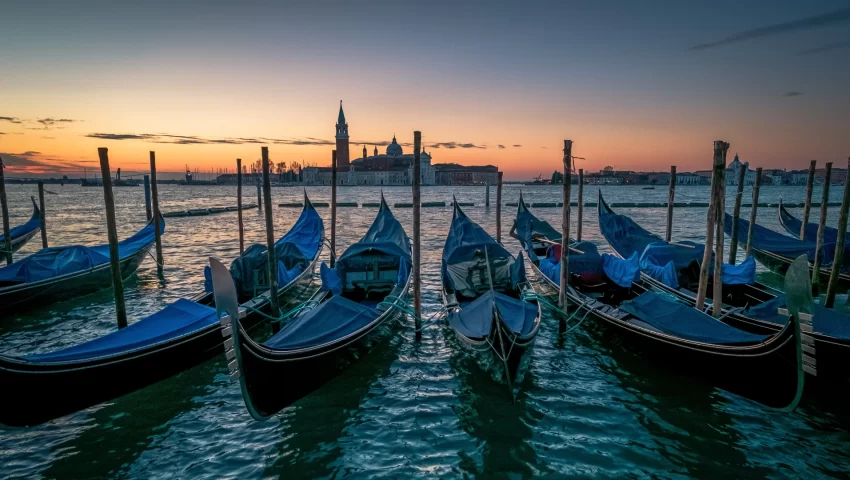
1,183,849,479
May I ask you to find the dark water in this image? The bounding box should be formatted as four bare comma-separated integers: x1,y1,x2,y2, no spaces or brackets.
1,184,849,479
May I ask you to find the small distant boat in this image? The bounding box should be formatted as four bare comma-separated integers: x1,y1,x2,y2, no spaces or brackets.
0,197,324,427
514,196,809,410
217,194,411,420
441,202,540,393
642,186,655,190
0,215,163,314
0,197,41,255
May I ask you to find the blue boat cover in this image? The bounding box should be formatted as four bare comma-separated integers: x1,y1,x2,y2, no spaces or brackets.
24,299,217,363
539,258,560,285
724,213,817,259
264,295,381,350
338,197,410,267
514,195,562,245
0,204,40,246
602,252,641,288
780,203,841,245
0,219,163,284
714,256,756,285
638,246,679,289
320,261,342,295
619,292,769,345
447,290,537,338
443,204,511,265
598,196,703,268
745,295,850,340
229,203,323,295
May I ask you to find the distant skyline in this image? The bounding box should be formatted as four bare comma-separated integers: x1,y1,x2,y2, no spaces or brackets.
1,1,849,180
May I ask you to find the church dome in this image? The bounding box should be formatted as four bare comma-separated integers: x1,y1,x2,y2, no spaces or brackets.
386,135,403,156
421,147,431,160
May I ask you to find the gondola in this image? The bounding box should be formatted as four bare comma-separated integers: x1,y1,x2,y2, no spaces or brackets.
440,202,540,393
0,197,325,427
513,198,811,409
0,197,42,255
216,195,411,420
724,210,850,290
779,199,843,244
596,194,850,385
0,214,163,315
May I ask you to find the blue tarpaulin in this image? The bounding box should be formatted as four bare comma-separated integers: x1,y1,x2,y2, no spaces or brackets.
514,195,562,245
229,203,323,295
338,197,411,267
0,219,162,285
447,290,537,338
443,204,515,296
619,292,769,345
265,295,381,350
443,204,511,265
639,247,679,289
745,295,850,340
320,261,342,295
715,256,756,285
24,299,217,363
602,252,641,288
780,203,841,245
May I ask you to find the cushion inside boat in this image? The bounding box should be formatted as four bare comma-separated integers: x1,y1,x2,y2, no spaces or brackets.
619,292,770,345
24,299,218,363
448,290,537,338
0,220,162,284
745,295,850,340
265,295,382,350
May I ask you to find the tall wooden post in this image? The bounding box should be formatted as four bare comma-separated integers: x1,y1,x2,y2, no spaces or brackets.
801,160,816,240
0,157,11,264
485,182,490,207
149,152,164,276
696,141,727,311
330,150,337,267
496,171,503,243
811,162,833,289
413,131,422,335
256,182,262,211
143,174,152,221
825,158,850,307
712,142,729,318
728,161,747,264
665,166,676,242
237,158,244,254
558,140,572,320
261,147,280,322
38,182,48,248
97,148,128,329
745,168,762,257
577,168,584,241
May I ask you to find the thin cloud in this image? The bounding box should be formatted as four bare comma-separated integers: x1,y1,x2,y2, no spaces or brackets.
690,7,850,51
38,118,78,128
86,132,335,146
784,91,803,97
498,145,505,149
798,40,850,55
430,142,486,149
0,116,22,124
0,151,96,175
512,144,522,148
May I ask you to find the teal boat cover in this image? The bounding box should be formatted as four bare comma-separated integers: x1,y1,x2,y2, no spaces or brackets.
619,292,769,345
0,219,162,284
514,194,563,246
602,252,642,288
24,299,217,363
447,289,538,338
264,294,382,350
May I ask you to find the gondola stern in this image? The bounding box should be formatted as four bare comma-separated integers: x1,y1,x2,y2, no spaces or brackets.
779,254,817,412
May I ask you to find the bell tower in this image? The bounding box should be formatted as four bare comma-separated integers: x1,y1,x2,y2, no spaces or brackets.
335,101,350,168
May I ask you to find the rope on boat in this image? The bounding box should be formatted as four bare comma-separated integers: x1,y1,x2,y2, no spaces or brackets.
377,294,447,332
146,250,164,268
244,299,321,323
520,290,595,334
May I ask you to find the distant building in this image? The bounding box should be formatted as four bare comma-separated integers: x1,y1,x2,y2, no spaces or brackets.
676,173,702,185
433,164,498,185
726,154,757,185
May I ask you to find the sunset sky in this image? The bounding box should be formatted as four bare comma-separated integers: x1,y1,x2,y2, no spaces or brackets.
1,1,848,180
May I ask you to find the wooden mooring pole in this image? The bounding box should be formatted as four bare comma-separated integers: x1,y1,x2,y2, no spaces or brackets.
801,160,816,240
485,182,490,207
825,157,850,307
665,166,676,242
143,174,152,221
237,158,244,254
728,161,747,264
496,171,503,243
558,140,573,331
812,162,832,289
261,147,280,324
330,150,337,267
577,168,584,242
745,168,762,257
257,182,262,212
97,148,128,329
696,141,727,312
38,181,48,248
413,131,422,336
712,142,729,318
0,157,12,264
150,152,164,276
